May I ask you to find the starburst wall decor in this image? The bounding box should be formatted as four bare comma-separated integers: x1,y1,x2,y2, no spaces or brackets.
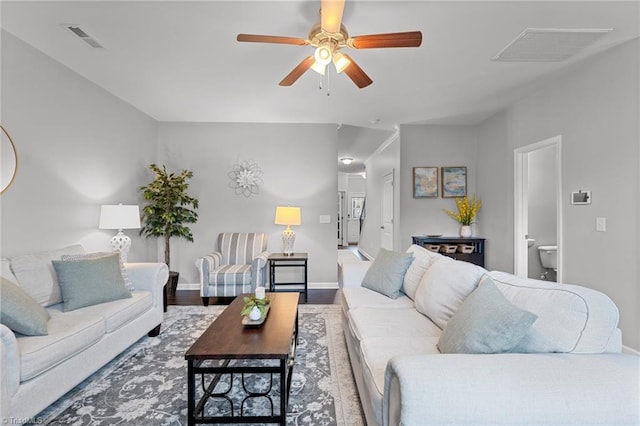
228,159,263,198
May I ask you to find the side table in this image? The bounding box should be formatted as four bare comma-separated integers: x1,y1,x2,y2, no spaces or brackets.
268,253,308,302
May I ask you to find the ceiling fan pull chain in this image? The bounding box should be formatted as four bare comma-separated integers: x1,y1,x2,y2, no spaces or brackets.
327,67,331,96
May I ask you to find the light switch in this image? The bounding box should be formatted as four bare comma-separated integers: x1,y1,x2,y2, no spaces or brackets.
596,217,606,232
319,215,331,224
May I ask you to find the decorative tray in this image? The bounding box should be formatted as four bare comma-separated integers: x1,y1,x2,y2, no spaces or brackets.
241,304,270,326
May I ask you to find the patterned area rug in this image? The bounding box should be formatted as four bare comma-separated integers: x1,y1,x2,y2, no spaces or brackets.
36,304,364,425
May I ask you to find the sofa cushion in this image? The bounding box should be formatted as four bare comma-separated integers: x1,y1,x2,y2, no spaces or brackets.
360,336,440,425
414,257,487,329
9,245,86,307
208,264,252,285
362,249,414,299
347,307,441,342
488,271,620,353
62,252,133,291
52,253,131,312
402,244,445,300
341,287,414,316
438,277,538,354
17,310,105,381
47,290,152,333
0,277,50,336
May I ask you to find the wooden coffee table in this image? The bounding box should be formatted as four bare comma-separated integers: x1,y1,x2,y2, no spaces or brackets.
185,292,299,425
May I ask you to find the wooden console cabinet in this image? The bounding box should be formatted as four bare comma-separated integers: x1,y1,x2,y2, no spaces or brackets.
411,236,486,267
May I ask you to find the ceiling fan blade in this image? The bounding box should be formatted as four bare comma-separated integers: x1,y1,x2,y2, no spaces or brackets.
349,31,423,49
321,0,345,34
279,56,316,86
237,34,307,46
341,54,372,88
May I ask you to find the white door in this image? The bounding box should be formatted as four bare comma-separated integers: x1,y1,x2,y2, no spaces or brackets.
514,136,563,282
347,192,365,244
381,170,394,250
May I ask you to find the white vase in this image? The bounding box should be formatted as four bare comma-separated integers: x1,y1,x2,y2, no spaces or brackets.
460,225,472,238
248,306,262,321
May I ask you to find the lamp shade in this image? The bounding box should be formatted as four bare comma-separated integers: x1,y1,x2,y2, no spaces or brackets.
274,206,301,226
99,204,141,230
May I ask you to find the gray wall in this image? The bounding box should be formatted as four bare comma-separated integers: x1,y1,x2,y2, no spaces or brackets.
1,31,158,262
360,39,639,350
477,39,640,349
399,125,478,248
1,32,338,288
156,122,338,286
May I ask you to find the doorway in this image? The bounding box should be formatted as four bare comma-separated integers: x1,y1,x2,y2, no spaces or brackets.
514,136,563,282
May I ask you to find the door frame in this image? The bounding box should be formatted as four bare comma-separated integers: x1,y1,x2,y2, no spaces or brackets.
514,135,563,282
338,191,347,246
381,169,394,251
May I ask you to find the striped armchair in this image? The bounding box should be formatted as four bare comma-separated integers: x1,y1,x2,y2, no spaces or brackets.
195,232,269,305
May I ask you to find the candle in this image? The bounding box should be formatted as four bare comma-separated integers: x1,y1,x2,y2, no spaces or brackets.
255,286,266,300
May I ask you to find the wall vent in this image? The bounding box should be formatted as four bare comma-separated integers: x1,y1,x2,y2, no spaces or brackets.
64,25,104,49
492,28,612,62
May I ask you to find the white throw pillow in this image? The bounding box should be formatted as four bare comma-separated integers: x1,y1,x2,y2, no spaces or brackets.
9,245,86,307
402,244,445,300
414,258,487,329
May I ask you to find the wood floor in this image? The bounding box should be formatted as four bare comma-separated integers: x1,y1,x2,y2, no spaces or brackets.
167,289,339,306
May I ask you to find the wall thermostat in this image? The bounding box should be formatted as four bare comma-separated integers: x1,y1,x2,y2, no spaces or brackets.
571,190,591,205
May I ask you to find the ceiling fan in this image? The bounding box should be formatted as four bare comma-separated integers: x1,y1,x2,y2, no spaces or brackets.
237,0,422,88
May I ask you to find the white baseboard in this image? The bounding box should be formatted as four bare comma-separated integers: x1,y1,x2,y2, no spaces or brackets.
176,282,339,292
623,345,640,355
177,283,200,291
309,282,339,290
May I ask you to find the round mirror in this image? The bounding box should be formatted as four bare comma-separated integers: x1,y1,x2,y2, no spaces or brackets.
1,125,18,194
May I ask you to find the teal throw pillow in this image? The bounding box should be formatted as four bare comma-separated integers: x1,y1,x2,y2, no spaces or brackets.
0,277,50,335
62,251,134,291
52,253,131,312
437,276,538,354
362,248,414,299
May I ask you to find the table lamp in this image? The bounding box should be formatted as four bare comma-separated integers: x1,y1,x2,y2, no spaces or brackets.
274,206,301,255
99,204,141,262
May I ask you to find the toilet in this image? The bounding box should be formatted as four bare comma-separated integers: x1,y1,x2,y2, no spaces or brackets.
537,245,557,271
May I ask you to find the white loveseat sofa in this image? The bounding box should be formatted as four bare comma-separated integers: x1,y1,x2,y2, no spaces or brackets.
0,245,168,424
341,244,639,426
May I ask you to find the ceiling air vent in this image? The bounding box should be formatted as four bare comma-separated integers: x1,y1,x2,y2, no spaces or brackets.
492,28,612,62
64,25,104,49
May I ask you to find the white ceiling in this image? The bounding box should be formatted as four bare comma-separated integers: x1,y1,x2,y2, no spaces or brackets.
2,1,639,171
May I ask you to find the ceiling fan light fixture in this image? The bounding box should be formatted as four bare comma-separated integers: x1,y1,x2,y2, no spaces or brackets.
333,52,350,73
310,60,326,75
341,157,353,165
314,43,333,66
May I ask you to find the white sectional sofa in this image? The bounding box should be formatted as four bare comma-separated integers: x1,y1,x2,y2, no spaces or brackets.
0,245,168,424
341,244,639,426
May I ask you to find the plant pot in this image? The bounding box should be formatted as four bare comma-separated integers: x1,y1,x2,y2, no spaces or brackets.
459,225,472,238
248,306,262,321
167,271,179,296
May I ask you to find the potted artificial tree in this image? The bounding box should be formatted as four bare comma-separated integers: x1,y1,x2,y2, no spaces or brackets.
140,164,199,295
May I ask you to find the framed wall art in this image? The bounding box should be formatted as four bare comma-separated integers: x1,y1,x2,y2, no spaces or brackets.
441,166,467,198
413,167,438,198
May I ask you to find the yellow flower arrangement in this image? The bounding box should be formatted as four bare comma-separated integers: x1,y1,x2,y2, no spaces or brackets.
444,195,482,226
